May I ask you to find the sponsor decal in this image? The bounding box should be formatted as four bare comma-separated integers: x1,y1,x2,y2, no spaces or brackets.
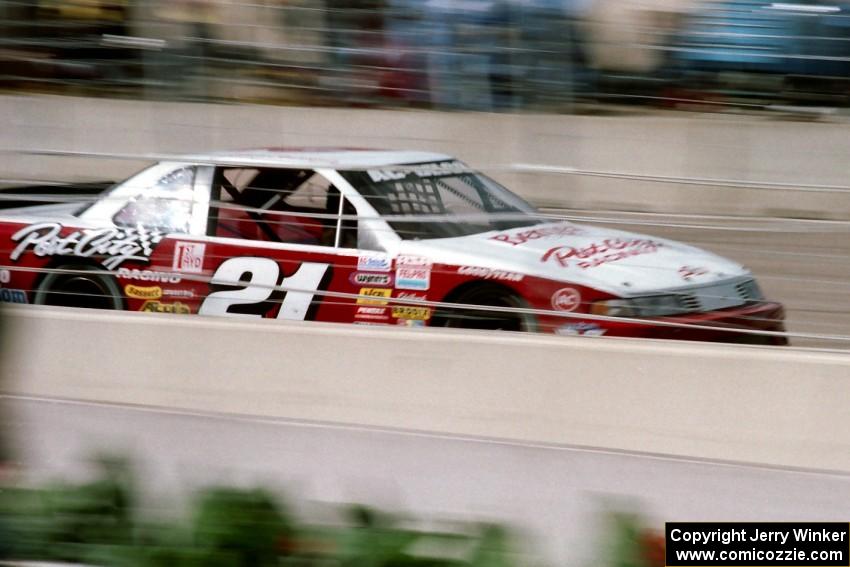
367,161,469,183
162,289,195,298
356,287,392,305
355,306,389,320
173,242,206,273
397,319,426,327
490,225,584,246
199,258,330,320
542,239,661,269
140,300,190,314
395,256,432,291
396,255,433,267
395,291,427,302
10,222,164,270
396,267,430,290
556,323,606,337
457,266,524,282
117,268,181,283
357,253,391,272
551,288,582,312
350,272,394,286
0,269,9,284
391,306,432,320
679,265,709,281
0,287,27,304
125,285,163,300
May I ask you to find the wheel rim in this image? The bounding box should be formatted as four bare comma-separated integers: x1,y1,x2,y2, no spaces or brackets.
440,289,529,332
35,267,122,310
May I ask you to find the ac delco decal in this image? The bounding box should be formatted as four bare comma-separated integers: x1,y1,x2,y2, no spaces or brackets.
349,272,394,286
125,285,163,300
9,222,164,270
551,288,581,312
357,253,392,272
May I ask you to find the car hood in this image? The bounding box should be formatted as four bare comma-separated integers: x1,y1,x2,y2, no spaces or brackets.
395,221,749,296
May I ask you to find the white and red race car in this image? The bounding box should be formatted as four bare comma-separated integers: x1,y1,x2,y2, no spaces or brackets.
0,148,786,344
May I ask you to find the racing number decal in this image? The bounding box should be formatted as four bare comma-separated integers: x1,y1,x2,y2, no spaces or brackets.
200,257,277,316
199,257,330,320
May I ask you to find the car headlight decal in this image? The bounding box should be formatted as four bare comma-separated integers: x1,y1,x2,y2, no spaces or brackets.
589,278,762,318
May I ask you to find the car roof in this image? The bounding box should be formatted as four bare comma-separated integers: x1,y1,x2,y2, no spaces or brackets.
176,148,455,169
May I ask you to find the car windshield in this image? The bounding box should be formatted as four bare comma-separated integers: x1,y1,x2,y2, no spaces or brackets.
340,160,545,240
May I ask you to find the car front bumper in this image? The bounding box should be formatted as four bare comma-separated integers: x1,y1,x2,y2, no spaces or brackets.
549,301,788,345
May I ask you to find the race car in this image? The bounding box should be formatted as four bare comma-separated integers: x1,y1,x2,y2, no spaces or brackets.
0,148,787,344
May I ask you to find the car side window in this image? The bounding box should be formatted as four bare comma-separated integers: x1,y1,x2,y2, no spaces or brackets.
209,167,358,248
113,167,195,233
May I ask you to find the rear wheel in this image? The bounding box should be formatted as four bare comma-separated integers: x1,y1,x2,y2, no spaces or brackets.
33,264,123,310
432,284,532,332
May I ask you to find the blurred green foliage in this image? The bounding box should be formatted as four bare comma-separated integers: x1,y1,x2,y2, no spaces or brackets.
0,456,519,567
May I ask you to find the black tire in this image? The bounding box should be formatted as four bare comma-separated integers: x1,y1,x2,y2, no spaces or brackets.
432,284,533,332
33,264,123,310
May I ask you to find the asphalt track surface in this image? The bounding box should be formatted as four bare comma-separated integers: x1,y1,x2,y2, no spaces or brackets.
549,209,850,350
9,396,850,566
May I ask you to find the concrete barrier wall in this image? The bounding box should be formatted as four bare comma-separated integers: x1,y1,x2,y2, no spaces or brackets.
3,305,850,472
1,95,849,219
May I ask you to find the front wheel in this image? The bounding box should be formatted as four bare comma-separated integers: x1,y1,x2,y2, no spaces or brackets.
33,264,123,310
431,284,533,332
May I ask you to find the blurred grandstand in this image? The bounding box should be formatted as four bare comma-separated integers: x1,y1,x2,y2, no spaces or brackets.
0,0,848,111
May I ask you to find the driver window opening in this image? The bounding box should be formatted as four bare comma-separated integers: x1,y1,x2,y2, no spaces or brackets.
208,167,358,248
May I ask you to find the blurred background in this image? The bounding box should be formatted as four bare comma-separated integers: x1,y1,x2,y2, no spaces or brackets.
1,0,849,112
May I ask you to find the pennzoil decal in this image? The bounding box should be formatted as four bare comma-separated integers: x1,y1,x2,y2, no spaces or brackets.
355,306,388,320
10,222,164,270
125,285,163,300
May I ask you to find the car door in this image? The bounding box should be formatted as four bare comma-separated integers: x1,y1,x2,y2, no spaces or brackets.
180,165,384,324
